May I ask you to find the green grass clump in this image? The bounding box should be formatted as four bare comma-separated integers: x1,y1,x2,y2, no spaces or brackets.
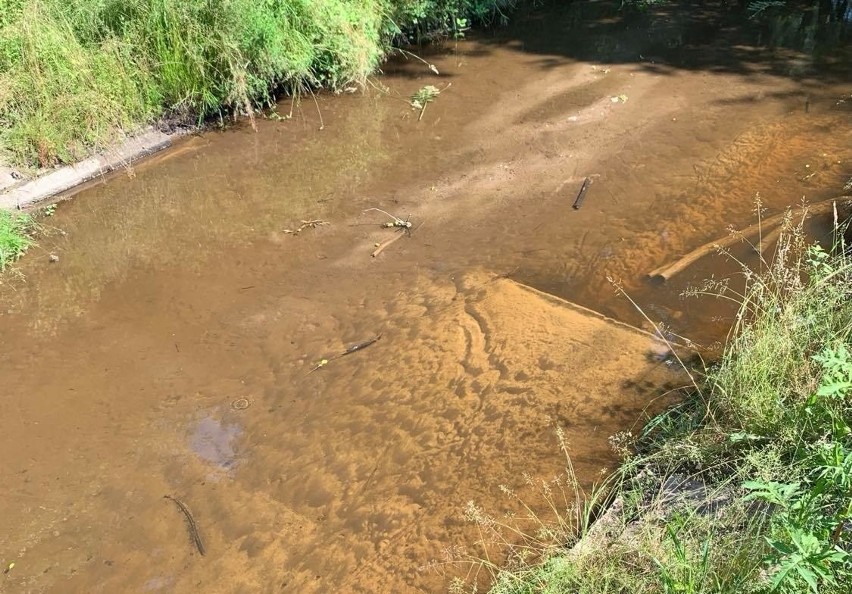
0,0,386,166
0,0,156,167
466,211,852,594
0,0,514,168
0,208,35,270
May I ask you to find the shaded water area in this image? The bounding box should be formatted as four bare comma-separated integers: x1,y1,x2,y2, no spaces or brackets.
1,0,850,592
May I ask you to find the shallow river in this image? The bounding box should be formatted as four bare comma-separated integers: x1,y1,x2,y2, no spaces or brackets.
1,1,850,592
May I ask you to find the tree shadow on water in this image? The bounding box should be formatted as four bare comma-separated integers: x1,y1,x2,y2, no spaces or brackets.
477,0,850,89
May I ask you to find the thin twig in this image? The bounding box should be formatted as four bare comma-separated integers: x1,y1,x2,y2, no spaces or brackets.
609,279,702,394
363,208,404,224
306,334,383,374
339,334,382,356
307,86,324,130
283,220,329,235
372,232,405,257
394,48,440,75
306,359,330,375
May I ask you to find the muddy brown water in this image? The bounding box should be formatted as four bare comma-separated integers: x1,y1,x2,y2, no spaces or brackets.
1,1,850,592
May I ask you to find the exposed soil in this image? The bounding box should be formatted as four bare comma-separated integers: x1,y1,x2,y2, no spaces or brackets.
1,1,850,592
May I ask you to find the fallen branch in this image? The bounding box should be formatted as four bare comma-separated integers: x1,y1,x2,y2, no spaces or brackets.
758,225,784,256
648,197,850,282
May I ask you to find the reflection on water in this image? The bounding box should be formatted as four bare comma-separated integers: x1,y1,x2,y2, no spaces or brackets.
189,414,242,472
0,95,396,337
143,575,175,592
762,0,850,55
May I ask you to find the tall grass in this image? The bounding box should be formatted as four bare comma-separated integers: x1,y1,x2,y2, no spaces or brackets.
468,207,852,594
0,0,385,166
0,0,514,168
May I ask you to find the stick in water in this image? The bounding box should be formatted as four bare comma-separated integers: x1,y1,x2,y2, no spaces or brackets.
339,334,382,357
371,232,404,257
164,495,205,556
307,334,383,374
572,177,592,210
648,198,850,282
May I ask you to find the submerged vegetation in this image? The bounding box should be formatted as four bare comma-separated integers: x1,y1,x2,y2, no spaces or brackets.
0,0,515,168
471,210,852,593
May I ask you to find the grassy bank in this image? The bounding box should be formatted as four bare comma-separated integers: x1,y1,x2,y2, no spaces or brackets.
0,208,35,270
0,0,514,169
475,212,852,593
0,0,512,270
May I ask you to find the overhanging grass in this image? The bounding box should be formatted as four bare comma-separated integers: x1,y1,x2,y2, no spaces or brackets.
0,0,515,168
472,210,852,594
0,208,35,270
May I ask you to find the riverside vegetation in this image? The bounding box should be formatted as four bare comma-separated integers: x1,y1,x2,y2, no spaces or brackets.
0,0,514,169
466,211,852,594
0,0,513,269
0,208,35,270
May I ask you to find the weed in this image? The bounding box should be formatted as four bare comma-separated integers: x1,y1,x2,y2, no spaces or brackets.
411,84,445,120
0,209,35,270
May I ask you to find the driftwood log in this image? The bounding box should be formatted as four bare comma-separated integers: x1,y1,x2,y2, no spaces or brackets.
648,197,850,282
758,225,784,256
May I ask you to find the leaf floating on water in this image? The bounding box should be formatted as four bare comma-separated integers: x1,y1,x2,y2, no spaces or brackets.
306,358,330,374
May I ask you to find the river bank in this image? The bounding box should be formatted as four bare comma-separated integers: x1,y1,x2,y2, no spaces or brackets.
0,0,516,268
481,208,852,593
0,0,514,171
